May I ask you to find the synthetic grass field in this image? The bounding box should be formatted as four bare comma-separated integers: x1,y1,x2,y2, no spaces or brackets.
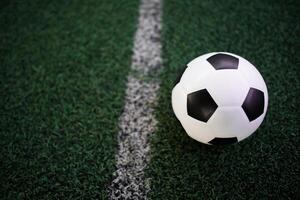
0,0,139,198
148,0,300,199
1,0,299,199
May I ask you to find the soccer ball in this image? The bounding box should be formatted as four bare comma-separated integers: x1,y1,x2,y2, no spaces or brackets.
172,52,268,145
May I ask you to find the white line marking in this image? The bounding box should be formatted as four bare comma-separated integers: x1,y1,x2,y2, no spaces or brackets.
108,0,162,199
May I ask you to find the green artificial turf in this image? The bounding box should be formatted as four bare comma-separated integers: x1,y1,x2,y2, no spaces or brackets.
0,0,139,199
148,0,300,199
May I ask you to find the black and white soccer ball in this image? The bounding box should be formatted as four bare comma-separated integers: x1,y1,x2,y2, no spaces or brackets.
172,52,268,145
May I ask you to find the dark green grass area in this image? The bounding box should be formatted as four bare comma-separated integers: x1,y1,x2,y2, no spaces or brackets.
148,0,300,199
0,0,139,199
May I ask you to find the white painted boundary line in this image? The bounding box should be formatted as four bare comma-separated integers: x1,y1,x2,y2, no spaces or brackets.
108,0,162,199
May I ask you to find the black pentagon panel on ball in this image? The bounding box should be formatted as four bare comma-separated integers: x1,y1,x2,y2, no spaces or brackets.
207,53,239,70
174,66,187,86
187,89,218,122
208,137,238,145
242,87,265,121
